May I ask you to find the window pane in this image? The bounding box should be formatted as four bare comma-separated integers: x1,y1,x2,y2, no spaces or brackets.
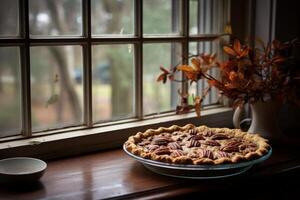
143,0,180,35
29,0,82,36
189,0,198,35
31,46,83,132
189,0,229,35
92,0,134,36
189,40,221,106
92,44,134,122
143,43,181,115
0,47,21,137
0,0,19,37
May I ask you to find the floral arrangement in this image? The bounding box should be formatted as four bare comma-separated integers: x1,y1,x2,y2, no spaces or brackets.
157,38,300,116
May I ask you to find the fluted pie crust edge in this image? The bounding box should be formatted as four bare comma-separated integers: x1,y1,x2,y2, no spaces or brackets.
124,124,271,165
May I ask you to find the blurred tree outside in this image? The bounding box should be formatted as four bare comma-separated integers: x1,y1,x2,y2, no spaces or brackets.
29,0,83,131
0,0,22,136
0,0,226,136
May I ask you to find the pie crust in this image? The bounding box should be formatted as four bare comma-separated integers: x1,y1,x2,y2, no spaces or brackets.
124,124,271,165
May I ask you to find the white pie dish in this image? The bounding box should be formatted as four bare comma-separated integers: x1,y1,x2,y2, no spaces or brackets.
0,157,47,183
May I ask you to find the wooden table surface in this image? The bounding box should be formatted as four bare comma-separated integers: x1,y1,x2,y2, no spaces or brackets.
0,144,300,200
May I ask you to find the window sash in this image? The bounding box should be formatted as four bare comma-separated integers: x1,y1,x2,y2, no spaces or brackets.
0,0,230,139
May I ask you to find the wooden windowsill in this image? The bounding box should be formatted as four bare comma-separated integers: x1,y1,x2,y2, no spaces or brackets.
1,142,300,200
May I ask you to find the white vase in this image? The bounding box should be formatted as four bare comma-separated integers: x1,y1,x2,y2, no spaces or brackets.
233,100,283,141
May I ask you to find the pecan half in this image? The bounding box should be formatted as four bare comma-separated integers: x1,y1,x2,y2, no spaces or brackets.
221,145,240,153
171,150,184,157
240,142,257,151
145,144,159,152
188,139,201,147
168,142,182,150
203,140,220,146
211,133,229,140
198,149,214,159
187,134,205,141
215,151,230,158
154,146,171,155
138,140,150,146
152,136,172,145
225,140,243,147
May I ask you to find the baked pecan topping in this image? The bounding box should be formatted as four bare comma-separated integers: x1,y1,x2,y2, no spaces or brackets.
215,151,230,158
225,140,243,147
221,144,240,153
188,139,201,147
211,133,229,140
203,130,214,137
187,134,205,141
203,140,220,146
188,128,198,135
171,150,184,157
168,142,182,150
154,146,171,155
198,149,214,159
138,140,150,146
145,144,159,152
125,124,270,165
152,136,172,145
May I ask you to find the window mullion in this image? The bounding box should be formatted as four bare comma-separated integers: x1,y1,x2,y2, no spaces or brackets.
83,0,93,127
135,0,143,119
20,0,32,137
181,0,189,96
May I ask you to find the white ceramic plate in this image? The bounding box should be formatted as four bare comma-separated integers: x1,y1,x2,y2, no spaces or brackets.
0,157,47,183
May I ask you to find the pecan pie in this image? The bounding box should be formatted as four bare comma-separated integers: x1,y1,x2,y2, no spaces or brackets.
124,124,271,165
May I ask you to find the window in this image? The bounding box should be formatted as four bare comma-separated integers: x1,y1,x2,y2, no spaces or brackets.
0,0,230,139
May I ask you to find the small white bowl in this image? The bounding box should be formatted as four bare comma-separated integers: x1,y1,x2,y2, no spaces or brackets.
0,157,47,183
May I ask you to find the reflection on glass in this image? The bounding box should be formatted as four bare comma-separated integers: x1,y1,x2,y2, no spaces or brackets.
92,44,134,122
143,43,181,115
0,47,21,137
92,0,134,36
30,46,83,132
0,0,19,37
143,0,180,35
189,41,220,106
29,0,82,36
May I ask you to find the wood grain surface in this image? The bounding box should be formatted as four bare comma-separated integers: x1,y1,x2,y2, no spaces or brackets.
0,144,299,200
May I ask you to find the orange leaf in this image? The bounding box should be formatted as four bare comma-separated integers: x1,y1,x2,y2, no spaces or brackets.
233,39,241,53
272,57,285,63
223,46,237,56
191,58,201,71
177,65,195,73
239,48,249,57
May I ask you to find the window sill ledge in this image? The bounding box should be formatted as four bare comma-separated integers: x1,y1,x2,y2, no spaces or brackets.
0,106,233,159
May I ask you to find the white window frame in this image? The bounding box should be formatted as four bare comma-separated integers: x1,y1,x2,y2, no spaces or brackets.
0,0,232,158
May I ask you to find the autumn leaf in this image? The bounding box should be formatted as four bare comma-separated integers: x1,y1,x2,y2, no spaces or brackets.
223,46,237,56
233,39,241,53
191,58,201,71
157,66,171,83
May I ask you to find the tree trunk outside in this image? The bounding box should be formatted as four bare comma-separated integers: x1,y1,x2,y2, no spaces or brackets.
103,0,132,118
